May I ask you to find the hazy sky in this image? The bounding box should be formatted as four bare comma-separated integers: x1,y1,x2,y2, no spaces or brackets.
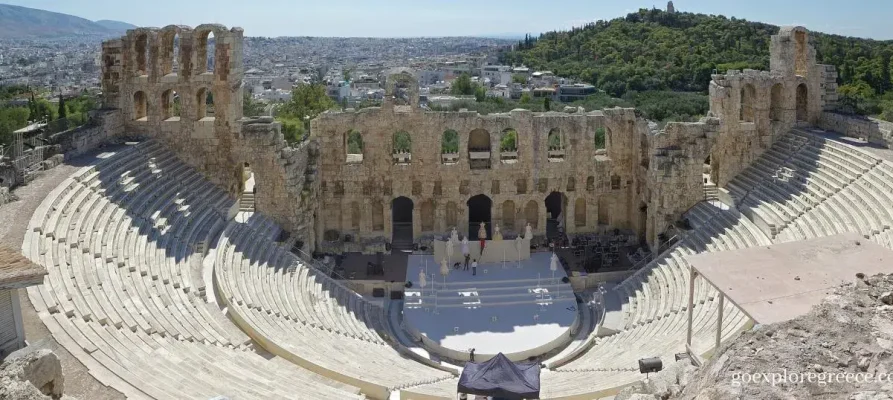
4,0,891,39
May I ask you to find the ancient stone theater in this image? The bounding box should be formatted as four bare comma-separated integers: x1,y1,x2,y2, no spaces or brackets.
7,22,893,400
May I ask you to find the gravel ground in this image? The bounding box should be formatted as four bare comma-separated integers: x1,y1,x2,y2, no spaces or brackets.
1,152,125,400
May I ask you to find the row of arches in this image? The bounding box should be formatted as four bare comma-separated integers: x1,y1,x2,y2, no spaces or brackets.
739,82,808,123
343,127,608,165
336,194,610,245
131,88,214,121
133,29,217,78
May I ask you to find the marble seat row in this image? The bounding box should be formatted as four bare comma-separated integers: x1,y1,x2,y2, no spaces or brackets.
214,213,458,396
25,141,366,399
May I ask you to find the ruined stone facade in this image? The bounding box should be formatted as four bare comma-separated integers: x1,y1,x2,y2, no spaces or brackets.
99,25,838,253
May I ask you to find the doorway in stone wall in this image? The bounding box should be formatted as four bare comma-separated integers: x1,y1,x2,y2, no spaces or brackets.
391,197,414,251
239,162,255,212
545,191,567,240
467,194,492,240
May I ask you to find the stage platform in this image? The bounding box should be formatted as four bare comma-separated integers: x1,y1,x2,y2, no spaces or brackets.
402,253,578,362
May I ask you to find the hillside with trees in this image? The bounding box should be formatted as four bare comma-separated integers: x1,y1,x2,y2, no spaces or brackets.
501,8,893,121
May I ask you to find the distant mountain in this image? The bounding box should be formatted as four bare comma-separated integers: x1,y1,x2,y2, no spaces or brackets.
0,4,133,39
94,20,137,32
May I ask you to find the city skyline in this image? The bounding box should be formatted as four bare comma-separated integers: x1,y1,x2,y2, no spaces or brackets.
1,0,891,40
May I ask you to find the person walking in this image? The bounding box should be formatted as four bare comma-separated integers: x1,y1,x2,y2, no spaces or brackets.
471,259,478,276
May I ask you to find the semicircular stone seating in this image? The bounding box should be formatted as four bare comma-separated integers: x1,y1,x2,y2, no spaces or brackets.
213,212,459,398
24,141,365,399
24,127,893,400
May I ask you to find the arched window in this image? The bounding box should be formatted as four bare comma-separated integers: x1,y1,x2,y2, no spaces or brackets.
135,33,149,76
348,202,360,230
468,128,491,170
796,83,808,122
502,200,516,230
740,84,756,122
161,89,180,121
441,129,459,164
586,176,595,192
345,130,363,163
420,200,434,232
393,130,412,163
372,200,384,231
196,88,213,120
524,200,538,229
594,127,606,150
196,30,216,75
770,83,783,122
574,198,587,227
547,128,565,160
445,201,458,228
160,29,179,76
500,128,518,162
133,91,147,121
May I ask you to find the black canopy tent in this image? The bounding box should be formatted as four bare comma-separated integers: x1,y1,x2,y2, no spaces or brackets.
457,353,541,399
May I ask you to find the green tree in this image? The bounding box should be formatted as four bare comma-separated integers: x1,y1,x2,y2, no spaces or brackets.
278,83,336,133
500,129,518,151
393,131,411,153
519,93,531,104
243,93,265,117
594,127,606,149
57,94,67,119
347,130,364,154
543,97,551,111
451,73,476,95
474,87,487,102
512,74,528,84
441,130,459,153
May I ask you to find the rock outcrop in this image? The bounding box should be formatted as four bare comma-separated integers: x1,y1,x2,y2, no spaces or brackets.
0,346,65,400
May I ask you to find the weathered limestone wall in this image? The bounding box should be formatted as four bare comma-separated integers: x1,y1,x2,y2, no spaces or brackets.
644,118,720,247
235,117,319,250
49,109,124,161
819,112,893,149
311,105,638,249
103,24,246,194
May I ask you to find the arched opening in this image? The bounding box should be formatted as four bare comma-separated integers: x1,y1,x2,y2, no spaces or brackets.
345,130,363,163
239,162,255,210
393,74,414,106
770,83,783,122
548,128,565,160
350,202,360,230
372,200,384,231
160,30,179,76
594,127,606,151
703,155,716,200
133,91,147,121
586,176,595,192
597,197,610,226
796,83,808,122
393,130,412,163
391,197,414,250
420,200,434,232
740,84,756,122
524,200,538,230
499,128,518,162
467,194,492,240
574,198,587,227
196,88,213,120
468,128,491,170
794,30,808,77
205,31,215,74
196,30,216,75
441,129,459,164
446,201,458,229
545,192,567,239
502,200,516,231
161,89,180,121
135,33,149,76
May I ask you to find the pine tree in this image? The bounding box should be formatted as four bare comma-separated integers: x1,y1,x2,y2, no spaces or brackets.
58,94,67,119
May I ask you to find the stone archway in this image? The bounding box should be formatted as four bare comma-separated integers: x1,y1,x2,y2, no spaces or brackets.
467,194,492,240
796,83,808,122
545,191,567,239
391,197,414,250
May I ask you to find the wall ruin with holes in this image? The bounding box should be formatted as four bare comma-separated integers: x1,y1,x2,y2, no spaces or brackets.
97,23,841,254
311,100,640,251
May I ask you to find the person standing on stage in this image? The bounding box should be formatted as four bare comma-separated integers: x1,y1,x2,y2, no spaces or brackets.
472,259,478,276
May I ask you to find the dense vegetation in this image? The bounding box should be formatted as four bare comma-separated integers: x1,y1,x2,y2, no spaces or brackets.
501,8,893,121
0,85,97,146
275,83,336,144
